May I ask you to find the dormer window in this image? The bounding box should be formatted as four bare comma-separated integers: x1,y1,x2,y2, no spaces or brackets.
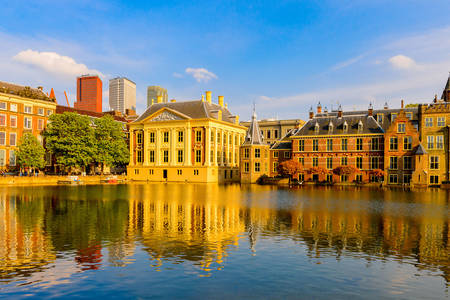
314,122,320,134
358,120,363,132
343,121,348,133
328,122,333,134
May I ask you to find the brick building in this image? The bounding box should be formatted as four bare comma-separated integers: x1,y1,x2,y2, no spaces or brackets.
74,75,102,113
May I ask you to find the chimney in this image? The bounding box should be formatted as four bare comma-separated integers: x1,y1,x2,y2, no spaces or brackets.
368,102,373,116
201,95,205,102
157,95,163,103
218,95,224,107
37,86,43,91
225,103,228,109
338,105,343,118
317,102,322,114
324,106,328,114
309,106,314,119
401,99,404,109
434,94,438,103
235,115,239,124
206,91,212,103
151,99,155,105
170,99,176,103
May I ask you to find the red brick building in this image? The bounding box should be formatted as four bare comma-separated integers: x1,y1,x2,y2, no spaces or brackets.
74,75,102,113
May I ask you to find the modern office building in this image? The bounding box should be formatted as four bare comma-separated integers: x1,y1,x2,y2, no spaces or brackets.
109,77,136,115
147,86,168,107
74,75,102,113
128,91,246,183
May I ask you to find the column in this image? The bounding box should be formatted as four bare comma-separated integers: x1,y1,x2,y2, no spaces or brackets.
220,129,224,166
129,129,135,166
143,129,149,166
232,132,236,167
213,128,217,166
205,127,211,166
156,128,161,165
186,124,192,165
170,128,176,166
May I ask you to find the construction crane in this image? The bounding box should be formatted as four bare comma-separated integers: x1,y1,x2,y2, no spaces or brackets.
64,91,70,107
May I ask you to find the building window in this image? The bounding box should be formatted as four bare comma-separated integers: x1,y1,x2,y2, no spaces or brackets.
340,175,348,182
163,150,169,163
312,139,319,151
196,150,201,163
217,132,221,143
356,138,363,151
430,175,439,184
178,150,183,163
343,122,348,132
255,148,260,158
134,169,139,175
194,170,199,175
436,135,444,149
425,117,433,127
177,169,182,175
326,174,333,182
370,157,379,169
150,132,155,143
326,139,333,151
356,157,362,169
9,133,16,146
244,162,249,173
298,157,304,166
284,151,290,159
255,162,260,172
313,157,319,167
273,151,279,158
38,119,44,130
273,162,279,172
217,151,220,163
149,150,155,163
389,137,398,151
389,174,398,184
341,157,348,166
299,173,304,182
38,108,44,116
326,157,333,169
391,113,397,122
24,106,32,114
371,137,379,151
274,130,278,139
10,115,17,128
389,156,398,169
397,123,405,133
406,112,413,120
377,114,383,124
437,117,445,127
0,102,6,110
196,131,202,142
341,139,348,151
0,149,4,166
9,150,15,166
210,150,214,163
267,130,271,139
403,174,411,184
149,169,154,175
47,109,52,116
299,140,304,151
0,114,6,126
427,136,434,149
403,156,412,170
137,150,143,163
137,132,143,144
244,148,250,158
403,136,412,150
0,132,5,145
163,132,169,143
430,156,439,169
10,103,17,112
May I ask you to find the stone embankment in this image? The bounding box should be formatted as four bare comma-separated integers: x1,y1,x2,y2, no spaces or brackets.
0,175,127,186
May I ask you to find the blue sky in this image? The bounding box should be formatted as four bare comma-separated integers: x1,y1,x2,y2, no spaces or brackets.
1,0,450,120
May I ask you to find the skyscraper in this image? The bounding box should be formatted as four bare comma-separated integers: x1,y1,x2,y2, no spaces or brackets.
109,77,136,114
74,75,102,113
147,86,168,107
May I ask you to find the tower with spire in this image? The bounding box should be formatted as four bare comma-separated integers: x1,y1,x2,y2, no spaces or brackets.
240,106,270,183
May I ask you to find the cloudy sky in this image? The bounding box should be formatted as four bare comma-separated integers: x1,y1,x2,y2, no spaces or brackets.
1,0,450,120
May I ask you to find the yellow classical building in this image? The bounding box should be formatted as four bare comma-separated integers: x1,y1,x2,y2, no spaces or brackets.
127,91,247,182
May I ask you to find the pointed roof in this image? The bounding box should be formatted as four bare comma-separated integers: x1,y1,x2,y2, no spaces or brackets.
441,75,450,100
49,88,56,100
243,106,264,145
414,143,427,155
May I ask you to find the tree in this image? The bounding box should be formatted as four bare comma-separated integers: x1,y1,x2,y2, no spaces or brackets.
370,169,385,182
16,133,45,171
43,112,96,174
333,165,359,176
278,159,303,184
93,115,130,174
307,166,329,176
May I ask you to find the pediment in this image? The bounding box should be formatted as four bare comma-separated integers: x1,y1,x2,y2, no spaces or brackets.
145,108,190,123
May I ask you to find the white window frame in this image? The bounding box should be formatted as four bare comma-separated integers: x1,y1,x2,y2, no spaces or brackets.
10,115,17,128
10,103,17,112
38,108,44,116
9,150,15,166
24,117,32,129
0,113,6,126
0,102,6,110
24,105,32,114
0,132,5,145
9,132,16,146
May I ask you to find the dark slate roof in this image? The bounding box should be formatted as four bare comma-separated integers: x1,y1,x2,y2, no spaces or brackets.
134,100,236,123
270,128,296,150
293,115,383,136
314,107,419,131
414,143,427,155
243,109,264,145
442,76,450,99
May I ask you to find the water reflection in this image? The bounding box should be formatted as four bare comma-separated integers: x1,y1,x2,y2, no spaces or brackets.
0,184,448,289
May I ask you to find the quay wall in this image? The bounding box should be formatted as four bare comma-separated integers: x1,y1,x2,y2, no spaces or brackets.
0,175,127,186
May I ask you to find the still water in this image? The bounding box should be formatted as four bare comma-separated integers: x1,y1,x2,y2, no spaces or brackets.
0,183,448,299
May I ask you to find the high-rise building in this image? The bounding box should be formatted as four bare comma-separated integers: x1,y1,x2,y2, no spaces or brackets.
74,75,102,113
109,77,136,114
147,86,168,107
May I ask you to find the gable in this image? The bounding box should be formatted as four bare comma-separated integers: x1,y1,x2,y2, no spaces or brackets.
143,108,190,123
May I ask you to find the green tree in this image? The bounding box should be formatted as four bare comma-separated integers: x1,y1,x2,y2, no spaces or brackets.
93,115,129,174
16,133,45,171
43,112,96,173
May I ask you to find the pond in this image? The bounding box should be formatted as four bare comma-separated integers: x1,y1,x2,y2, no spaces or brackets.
0,184,448,299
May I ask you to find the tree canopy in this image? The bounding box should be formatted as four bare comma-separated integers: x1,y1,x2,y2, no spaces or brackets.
333,165,359,176
278,159,303,181
307,166,329,175
16,133,45,169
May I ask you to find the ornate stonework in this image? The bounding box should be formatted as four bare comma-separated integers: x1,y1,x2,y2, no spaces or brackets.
150,111,183,122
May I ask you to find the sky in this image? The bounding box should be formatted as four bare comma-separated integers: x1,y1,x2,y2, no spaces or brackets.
1,0,450,120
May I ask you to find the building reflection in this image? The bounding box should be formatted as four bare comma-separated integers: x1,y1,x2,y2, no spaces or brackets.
0,185,448,283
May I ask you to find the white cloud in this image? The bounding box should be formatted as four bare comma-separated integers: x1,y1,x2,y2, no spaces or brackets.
389,55,417,70
185,67,218,83
13,49,104,78
172,72,184,78
258,95,273,101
